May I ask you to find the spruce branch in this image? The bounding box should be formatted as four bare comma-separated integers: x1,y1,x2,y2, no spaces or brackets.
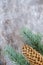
4,45,30,65
20,27,43,55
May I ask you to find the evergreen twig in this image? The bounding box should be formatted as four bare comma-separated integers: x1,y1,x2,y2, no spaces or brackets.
20,27,43,55
4,45,30,65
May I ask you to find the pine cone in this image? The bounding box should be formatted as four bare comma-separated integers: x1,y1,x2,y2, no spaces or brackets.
22,44,43,65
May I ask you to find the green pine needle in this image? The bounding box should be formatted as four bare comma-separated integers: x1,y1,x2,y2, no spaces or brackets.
4,45,30,65
20,27,43,55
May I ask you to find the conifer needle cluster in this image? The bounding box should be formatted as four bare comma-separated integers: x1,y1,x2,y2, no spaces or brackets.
20,27,43,55
4,27,43,65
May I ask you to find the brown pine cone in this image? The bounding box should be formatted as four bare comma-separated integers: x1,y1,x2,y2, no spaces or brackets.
22,44,43,65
